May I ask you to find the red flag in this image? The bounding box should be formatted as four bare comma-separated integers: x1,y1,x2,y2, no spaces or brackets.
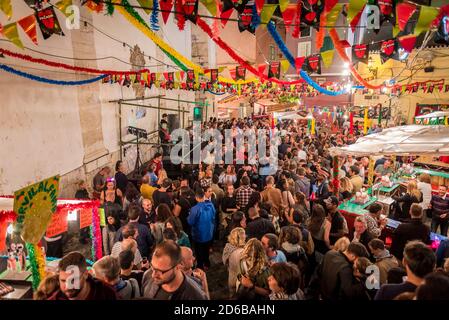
398,35,417,53
160,0,174,24
255,0,264,14
350,8,364,32
258,63,267,75
282,4,297,33
396,2,417,31
220,3,233,27
18,14,38,45
325,0,339,13
229,68,236,80
295,56,305,73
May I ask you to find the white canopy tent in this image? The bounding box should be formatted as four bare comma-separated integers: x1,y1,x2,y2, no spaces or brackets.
415,111,449,119
274,111,307,120
329,125,449,157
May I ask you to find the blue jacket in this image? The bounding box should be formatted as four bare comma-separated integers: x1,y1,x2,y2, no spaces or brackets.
187,201,216,243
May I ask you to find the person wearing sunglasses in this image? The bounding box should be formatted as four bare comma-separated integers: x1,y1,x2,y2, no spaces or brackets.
141,241,208,300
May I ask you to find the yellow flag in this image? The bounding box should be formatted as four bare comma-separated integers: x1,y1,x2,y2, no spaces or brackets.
175,71,181,81
200,0,217,16
327,3,343,28
54,0,73,17
2,23,24,49
0,0,12,19
414,5,439,36
347,0,367,25
392,25,400,37
279,0,289,12
280,59,290,73
320,50,335,68
364,107,369,134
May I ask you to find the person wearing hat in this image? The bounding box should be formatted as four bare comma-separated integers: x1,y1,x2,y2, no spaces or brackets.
324,196,348,245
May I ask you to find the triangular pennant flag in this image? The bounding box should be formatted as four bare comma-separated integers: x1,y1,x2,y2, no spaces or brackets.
352,43,369,64
303,55,322,74
280,59,290,73
295,57,305,73
238,4,255,33
396,2,416,31
175,71,181,81
258,63,267,75
350,6,364,32
137,0,154,15
180,71,185,80
200,0,217,16
414,5,439,36
380,39,397,63
260,4,278,27
235,66,246,80
0,0,12,19
35,7,64,40
229,67,236,80
255,0,264,15
268,61,280,78
181,0,199,23
320,50,335,68
325,0,339,13
347,0,367,26
160,0,174,24
54,0,73,17
282,4,297,33
129,74,137,85
392,25,400,37
398,35,416,53
279,0,289,13
18,14,38,45
220,3,233,27
2,23,24,49
327,3,343,28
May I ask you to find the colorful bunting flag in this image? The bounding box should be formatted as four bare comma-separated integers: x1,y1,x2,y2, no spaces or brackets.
268,61,280,79
17,14,38,45
414,5,439,36
279,0,289,13
235,66,246,80
2,23,24,48
159,0,174,24
303,54,321,74
396,2,417,31
54,0,73,17
36,6,64,40
0,0,12,19
280,59,289,73
295,56,305,73
200,0,217,16
398,35,416,53
380,39,397,63
137,0,154,14
260,4,278,27
320,50,335,68
352,43,369,64
258,63,267,75
347,0,367,27
327,3,343,28
238,1,255,33
282,4,297,33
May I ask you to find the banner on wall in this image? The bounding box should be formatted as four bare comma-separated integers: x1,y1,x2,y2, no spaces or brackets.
415,104,449,116
79,208,93,229
268,61,281,79
353,105,391,119
210,69,218,83
13,176,60,244
45,208,69,238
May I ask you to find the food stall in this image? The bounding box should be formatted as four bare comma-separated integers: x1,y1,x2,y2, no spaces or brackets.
329,125,449,243
0,196,100,299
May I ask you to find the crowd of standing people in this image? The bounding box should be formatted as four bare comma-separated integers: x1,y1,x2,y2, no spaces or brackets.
36,116,449,300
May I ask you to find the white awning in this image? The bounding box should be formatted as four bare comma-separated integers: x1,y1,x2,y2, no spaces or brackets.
329,125,449,156
415,111,449,119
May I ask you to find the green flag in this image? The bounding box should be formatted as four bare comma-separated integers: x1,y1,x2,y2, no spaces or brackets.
137,0,153,15
414,5,439,36
260,4,278,28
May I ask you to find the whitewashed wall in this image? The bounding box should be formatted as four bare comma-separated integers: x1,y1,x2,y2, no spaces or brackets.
0,1,195,196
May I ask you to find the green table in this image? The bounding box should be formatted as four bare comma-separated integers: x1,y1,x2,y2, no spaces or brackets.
414,168,449,179
338,196,378,214
379,184,400,193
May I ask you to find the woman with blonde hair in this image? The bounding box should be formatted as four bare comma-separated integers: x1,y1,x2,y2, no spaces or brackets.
392,180,423,221
236,238,270,300
417,173,432,217
339,177,354,199
333,236,350,252
34,274,59,300
156,169,168,187
222,227,246,297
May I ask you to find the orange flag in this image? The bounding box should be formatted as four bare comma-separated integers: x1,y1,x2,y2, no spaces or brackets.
18,15,38,45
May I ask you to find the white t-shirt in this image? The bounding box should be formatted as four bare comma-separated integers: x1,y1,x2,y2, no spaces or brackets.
297,150,307,161
417,181,432,210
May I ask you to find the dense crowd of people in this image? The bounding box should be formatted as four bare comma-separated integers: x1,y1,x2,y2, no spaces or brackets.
36,116,449,300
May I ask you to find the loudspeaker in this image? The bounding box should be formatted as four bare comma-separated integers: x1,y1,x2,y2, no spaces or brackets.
167,114,180,132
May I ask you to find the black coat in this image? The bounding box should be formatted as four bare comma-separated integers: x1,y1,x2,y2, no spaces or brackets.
246,216,275,240
390,219,431,260
392,193,422,221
